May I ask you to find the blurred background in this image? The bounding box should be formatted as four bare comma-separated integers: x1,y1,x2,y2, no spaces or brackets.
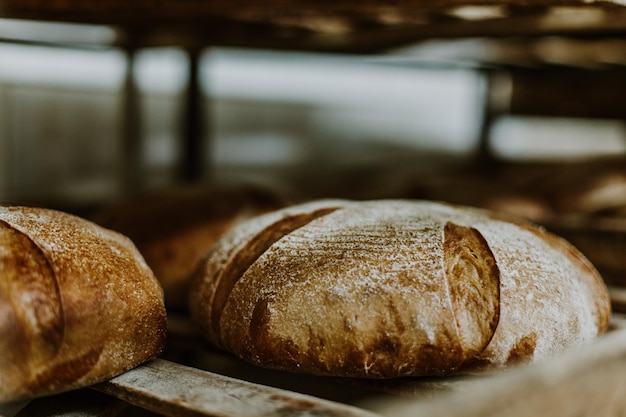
2,14,626,209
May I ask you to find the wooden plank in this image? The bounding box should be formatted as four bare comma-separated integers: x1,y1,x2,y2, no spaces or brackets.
3,2,626,52
94,359,380,417
369,328,626,417
2,0,626,24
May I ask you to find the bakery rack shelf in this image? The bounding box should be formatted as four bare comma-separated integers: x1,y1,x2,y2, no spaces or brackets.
4,1,626,51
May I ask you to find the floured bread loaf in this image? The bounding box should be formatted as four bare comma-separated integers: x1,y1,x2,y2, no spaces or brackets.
189,199,610,378
0,206,167,402
92,183,287,310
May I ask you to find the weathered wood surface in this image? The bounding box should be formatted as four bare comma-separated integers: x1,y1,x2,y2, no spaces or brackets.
94,359,380,417
370,328,626,417
96,319,626,417
2,1,626,51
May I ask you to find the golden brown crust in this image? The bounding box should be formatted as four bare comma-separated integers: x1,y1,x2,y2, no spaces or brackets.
516,221,611,335
0,206,167,402
188,199,347,349
210,207,339,347
0,221,64,398
190,200,610,378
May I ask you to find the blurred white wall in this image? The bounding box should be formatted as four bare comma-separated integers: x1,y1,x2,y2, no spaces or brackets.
0,43,484,205
0,44,127,205
204,49,484,170
490,116,626,160
1,38,625,206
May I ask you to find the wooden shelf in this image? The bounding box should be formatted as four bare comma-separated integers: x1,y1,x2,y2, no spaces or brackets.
3,2,626,52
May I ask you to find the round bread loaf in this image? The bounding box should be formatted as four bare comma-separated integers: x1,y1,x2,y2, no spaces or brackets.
0,206,167,402
189,199,610,378
91,182,288,311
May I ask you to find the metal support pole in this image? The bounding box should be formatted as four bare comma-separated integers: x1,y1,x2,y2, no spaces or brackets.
121,46,143,194
180,47,206,182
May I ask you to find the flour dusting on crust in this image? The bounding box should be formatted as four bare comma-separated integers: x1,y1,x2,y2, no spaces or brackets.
192,199,610,378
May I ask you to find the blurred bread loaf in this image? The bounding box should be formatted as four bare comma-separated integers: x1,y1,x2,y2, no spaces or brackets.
92,182,288,310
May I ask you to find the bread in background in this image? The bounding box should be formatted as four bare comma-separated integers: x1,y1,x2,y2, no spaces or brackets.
91,181,289,311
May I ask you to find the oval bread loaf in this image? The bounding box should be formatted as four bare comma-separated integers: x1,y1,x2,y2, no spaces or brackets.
0,206,167,402
189,199,610,378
